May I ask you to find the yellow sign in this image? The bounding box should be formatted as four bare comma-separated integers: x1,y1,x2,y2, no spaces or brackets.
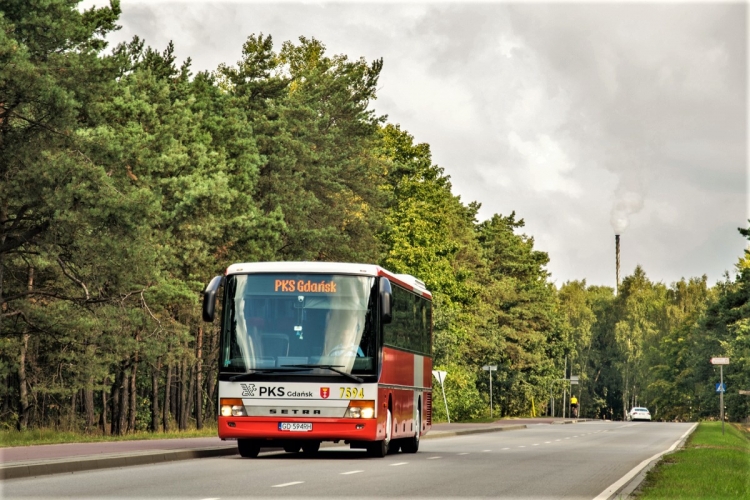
339,387,365,399
274,279,338,293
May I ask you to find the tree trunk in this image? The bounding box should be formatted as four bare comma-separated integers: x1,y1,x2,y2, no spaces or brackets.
171,367,178,425
0,200,7,338
84,376,95,432
17,333,30,430
195,326,203,430
100,381,109,434
119,367,129,435
69,389,77,431
16,266,34,431
179,358,189,430
162,363,172,432
151,359,161,432
128,355,138,432
204,325,217,421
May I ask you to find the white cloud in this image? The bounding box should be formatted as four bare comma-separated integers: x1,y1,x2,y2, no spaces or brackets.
81,1,746,288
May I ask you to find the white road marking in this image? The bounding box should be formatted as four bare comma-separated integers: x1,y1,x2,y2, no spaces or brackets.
564,437,570,440
592,424,697,500
544,441,551,444
518,445,526,448
532,444,540,446
390,462,409,466
482,449,491,452
458,452,469,455
272,482,304,488
501,447,510,450
340,470,363,475
427,456,442,460
201,498,221,500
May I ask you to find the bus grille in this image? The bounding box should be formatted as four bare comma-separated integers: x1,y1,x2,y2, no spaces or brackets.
425,392,432,425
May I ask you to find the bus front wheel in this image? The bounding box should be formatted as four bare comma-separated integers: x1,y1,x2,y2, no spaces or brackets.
367,410,392,457
301,441,321,455
238,439,261,458
367,439,388,457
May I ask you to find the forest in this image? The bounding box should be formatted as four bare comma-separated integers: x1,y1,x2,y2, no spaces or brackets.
1,0,748,434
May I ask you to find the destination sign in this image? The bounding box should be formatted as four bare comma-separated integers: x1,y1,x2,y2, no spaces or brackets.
274,279,338,293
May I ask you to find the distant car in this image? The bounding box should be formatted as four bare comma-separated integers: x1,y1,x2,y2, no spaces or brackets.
628,407,651,421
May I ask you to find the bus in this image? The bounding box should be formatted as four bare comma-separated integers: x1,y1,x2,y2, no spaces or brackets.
202,262,433,458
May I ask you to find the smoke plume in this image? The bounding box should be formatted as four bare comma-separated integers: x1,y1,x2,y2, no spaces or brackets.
610,190,644,234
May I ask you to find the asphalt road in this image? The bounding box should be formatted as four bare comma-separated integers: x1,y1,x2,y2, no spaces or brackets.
2,421,694,500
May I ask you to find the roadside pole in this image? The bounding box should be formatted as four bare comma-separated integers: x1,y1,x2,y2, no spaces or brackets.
482,365,497,418
711,357,729,435
562,356,567,419
432,370,450,424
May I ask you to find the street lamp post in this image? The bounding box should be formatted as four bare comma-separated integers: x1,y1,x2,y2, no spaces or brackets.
482,365,498,418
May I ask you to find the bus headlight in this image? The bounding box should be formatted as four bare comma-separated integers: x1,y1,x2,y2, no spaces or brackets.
220,398,247,417
345,400,375,419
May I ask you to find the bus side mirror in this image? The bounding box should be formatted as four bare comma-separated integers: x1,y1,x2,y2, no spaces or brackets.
380,278,392,324
202,275,224,322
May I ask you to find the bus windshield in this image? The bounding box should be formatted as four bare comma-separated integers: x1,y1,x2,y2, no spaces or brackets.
220,273,377,376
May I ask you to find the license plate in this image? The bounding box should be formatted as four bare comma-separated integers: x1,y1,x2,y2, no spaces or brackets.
278,422,313,432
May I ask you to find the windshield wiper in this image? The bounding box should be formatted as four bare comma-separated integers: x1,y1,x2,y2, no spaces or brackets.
281,364,363,384
228,367,311,381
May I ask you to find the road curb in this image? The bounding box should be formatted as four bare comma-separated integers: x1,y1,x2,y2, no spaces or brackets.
0,424,526,480
0,446,237,481
424,424,527,439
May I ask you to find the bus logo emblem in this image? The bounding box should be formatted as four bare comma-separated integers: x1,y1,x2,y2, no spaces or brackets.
320,387,330,399
240,384,256,397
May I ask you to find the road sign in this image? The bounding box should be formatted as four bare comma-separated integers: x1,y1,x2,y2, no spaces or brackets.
432,370,447,385
710,357,730,365
570,375,579,385
715,383,726,393
482,365,497,371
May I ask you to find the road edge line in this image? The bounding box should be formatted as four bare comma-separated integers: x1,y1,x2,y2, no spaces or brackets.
591,422,698,500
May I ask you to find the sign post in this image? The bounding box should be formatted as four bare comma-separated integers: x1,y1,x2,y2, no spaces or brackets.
482,365,498,418
711,357,729,434
432,370,450,424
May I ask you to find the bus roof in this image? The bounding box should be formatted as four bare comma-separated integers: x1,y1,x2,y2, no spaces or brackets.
224,262,431,298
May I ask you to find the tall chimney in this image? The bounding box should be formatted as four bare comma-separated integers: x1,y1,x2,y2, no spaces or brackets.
615,234,621,294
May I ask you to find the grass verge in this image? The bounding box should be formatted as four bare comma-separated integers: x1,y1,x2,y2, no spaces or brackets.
635,422,749,499
0,426,218,447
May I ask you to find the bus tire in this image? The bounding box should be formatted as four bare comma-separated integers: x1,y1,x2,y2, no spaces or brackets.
367,439,388,457
238,439,261,458
301,441,320,455
367,409,392,457
402,410,420,453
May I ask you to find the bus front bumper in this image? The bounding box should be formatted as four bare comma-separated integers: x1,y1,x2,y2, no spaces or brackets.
218,416,380,441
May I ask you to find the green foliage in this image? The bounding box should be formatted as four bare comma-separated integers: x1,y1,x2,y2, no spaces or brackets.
1,0,747,435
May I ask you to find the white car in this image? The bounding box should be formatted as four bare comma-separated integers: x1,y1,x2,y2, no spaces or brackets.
628,407,652,421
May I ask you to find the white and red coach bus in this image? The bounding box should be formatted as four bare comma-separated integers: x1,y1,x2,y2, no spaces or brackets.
202,262,433,458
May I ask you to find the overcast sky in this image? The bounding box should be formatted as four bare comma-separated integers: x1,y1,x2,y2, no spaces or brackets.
81,0,748,289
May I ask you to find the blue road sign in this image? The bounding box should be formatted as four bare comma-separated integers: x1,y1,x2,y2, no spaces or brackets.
715,383,726,393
